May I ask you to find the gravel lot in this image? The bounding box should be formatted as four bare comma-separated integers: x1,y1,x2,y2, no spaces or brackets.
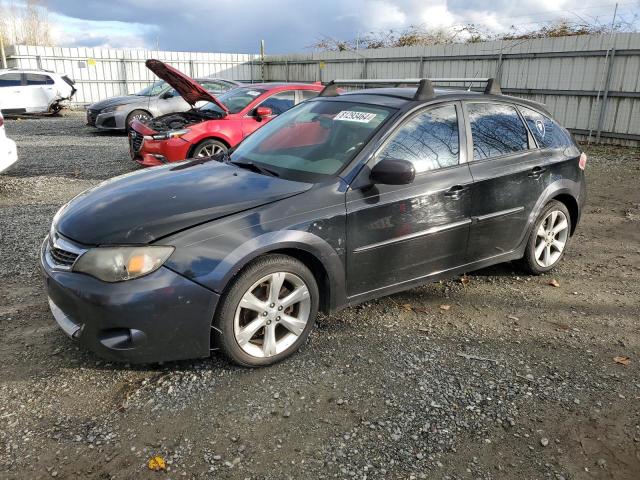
0,111,639,480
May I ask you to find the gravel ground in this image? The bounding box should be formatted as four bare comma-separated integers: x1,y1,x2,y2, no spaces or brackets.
0,111,639,480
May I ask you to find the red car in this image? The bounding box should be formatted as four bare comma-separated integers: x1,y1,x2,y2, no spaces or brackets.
129,60,323,166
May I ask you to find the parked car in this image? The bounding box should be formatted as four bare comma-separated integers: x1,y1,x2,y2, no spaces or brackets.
129,59,323,166
41,77,586,366
0,111,17,172
0,68,76,114
86,76,240,132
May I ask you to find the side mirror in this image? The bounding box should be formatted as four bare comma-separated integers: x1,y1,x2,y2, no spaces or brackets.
255,106,272,118
370,158,415,185
160,90,175,99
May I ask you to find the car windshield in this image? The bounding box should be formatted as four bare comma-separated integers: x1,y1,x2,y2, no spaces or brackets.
136,81,167,96
200,87,267,114
230,100,395,182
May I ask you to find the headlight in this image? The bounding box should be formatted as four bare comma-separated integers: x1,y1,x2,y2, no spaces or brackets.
151,129,190,140
73,246,174,282
101,104,126,113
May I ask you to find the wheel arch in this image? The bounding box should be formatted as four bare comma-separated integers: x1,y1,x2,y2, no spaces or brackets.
210,232,346,315
550,193,579,235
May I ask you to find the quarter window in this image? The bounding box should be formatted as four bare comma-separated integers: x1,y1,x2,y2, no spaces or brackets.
519,107,572,149
258,91,295,115
301,90,319,101
378,104,459,173
0,73,22,87
468,103,529,160
25,73,53,85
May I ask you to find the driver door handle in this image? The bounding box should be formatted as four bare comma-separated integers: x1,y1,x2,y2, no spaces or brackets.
444,185,467,199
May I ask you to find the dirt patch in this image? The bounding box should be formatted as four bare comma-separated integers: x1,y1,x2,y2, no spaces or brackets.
0,115,638,479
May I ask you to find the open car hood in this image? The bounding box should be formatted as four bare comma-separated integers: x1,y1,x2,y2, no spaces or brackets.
145,59,229,113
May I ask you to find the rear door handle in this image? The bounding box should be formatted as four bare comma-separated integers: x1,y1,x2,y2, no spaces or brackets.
444,185,467,199
528,166,547,178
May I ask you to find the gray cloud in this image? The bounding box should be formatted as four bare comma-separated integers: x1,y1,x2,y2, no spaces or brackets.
45,0,630,53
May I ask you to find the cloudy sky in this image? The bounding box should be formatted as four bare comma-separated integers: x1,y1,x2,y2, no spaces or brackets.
40,0,638,53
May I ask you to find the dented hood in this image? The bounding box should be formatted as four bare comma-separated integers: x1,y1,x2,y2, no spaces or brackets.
145,59,229,113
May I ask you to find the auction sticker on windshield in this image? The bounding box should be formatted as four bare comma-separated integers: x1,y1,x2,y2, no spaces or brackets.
334,111,377,123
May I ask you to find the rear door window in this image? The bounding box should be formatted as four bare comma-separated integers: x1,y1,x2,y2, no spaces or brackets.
258,91,296,115
519,106,573,149
378,104,460,173
467,102,529,160
25,73,54,85
0,73,23,87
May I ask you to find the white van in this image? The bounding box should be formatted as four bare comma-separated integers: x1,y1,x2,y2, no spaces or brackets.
0,68,76,114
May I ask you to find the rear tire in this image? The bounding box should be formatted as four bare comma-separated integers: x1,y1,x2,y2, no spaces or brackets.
191,139,228,159
518,200,571,275
212,254,319,367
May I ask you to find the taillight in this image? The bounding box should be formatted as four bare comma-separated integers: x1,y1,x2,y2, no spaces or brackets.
579,152,587,170
0,115,4,128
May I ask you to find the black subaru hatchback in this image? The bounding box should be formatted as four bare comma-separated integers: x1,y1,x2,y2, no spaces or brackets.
41,78,586,366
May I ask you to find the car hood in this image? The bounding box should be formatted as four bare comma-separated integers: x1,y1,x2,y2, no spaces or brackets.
55,160,312,245
146,59,229,112
88,96,141,111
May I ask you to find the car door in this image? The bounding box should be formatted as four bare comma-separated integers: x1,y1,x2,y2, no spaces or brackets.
463,101,548,261
23,73,56,112
241,90,296,138
346,102,473,297
0,72,26,112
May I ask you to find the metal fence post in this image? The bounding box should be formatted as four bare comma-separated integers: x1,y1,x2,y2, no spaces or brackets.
418,55,424,77
121,58,128,95
36,55,42,70
361,58,367,79
596,48,616,143
285,60,289,82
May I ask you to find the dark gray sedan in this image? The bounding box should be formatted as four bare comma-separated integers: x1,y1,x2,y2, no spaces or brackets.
42,78,586,367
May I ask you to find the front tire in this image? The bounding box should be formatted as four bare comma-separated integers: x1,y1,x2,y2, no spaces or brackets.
191,139,228,158
213,255,319,367
126,110,151,132
518,200,571,275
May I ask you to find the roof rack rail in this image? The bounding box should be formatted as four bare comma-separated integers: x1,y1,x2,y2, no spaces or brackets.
319,77,501,100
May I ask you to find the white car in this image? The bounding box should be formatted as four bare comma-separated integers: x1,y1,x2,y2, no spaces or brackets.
0,68,76,114
0,112,17,173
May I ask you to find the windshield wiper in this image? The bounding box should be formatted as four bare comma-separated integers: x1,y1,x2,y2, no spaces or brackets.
229,160,279,177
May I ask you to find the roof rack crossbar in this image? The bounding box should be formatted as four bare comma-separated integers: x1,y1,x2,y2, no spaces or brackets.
318,77,501,100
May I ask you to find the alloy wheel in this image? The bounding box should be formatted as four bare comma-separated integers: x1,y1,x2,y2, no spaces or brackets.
130,112,150,124
233,272,311,358
534,210,569,267
195,143,224,157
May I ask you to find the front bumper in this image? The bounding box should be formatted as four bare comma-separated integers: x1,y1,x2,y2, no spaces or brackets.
88,110,127,130
130,129,192,167
40,238,220,363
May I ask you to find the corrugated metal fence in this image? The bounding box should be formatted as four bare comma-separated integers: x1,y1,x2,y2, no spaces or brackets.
265,33,640,145
5,34,640,145
5,45,261,105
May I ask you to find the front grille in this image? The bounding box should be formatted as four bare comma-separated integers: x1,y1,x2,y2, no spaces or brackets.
49,245,79,267
45,234,85,270
86,109,98,126
129,130,143,153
